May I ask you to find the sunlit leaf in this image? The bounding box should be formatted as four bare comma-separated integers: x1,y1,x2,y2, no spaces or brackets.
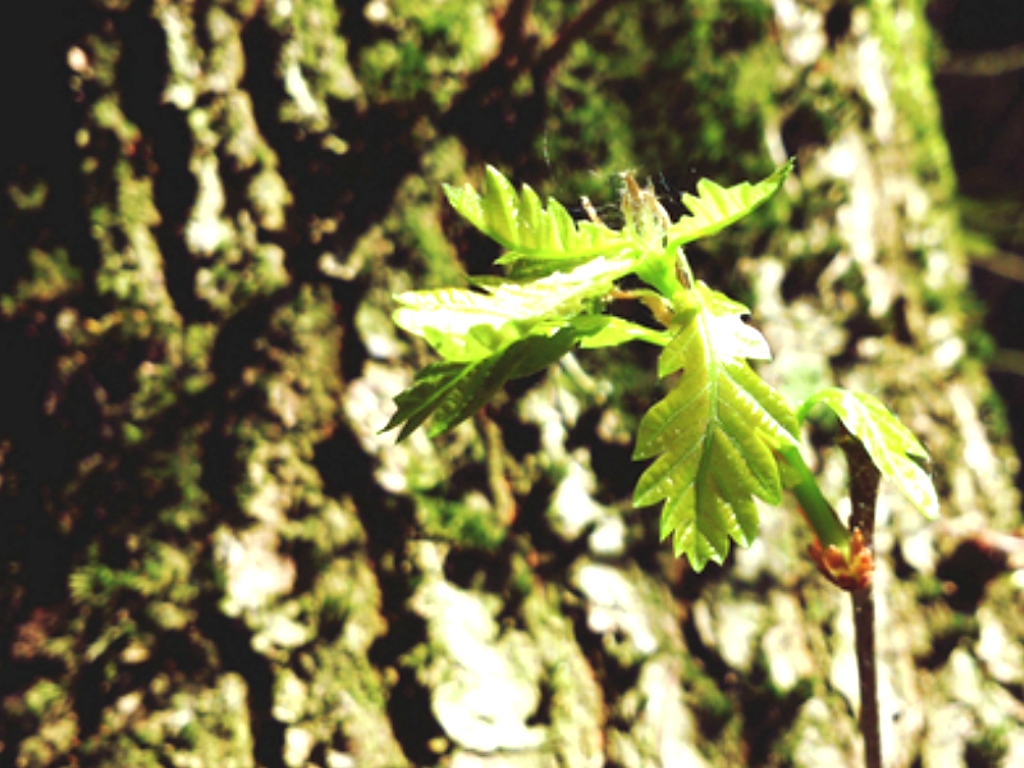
444,165,631,278
393,255,635,361
382,327,585,440
666,160,793,249
572,315,670,349
632,287,798,571
680,282,772,362
797,387,938,519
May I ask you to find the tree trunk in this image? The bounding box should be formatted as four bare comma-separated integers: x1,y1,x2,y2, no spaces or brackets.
2,1,1021,767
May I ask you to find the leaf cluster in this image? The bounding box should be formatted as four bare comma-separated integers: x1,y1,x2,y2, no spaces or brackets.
385,162,937,571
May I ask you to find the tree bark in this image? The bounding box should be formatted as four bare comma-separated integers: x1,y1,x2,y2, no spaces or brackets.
2,1,1021,767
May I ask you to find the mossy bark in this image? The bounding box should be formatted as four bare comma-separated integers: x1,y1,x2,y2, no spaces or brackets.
2,1,1020,767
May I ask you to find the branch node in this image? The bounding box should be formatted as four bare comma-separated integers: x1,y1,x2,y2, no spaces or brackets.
808,527,874,591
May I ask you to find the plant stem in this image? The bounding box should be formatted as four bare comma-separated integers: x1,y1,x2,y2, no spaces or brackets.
777,443,850,553
852,584,880,768
841,433,882,768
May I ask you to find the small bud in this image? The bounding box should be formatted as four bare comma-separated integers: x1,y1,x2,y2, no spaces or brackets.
808,527,874,591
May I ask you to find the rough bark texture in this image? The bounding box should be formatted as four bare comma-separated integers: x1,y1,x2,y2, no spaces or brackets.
2,1,1022,767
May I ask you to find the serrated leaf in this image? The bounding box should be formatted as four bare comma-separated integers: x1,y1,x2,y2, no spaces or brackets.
662,283,772,365
666,160,793,249
632,287,798,571
797,387,938,519
382,327,585,440
443,165,630,278
394,255,635,361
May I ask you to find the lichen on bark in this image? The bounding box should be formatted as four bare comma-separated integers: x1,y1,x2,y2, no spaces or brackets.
2,0,1022,767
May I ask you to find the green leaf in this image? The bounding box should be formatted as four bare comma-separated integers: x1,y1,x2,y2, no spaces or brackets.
393,255,635,361
673,283,773,363
382,327,585,440
444,165,630,278
666,160,793,250
797,387,938,519
571,315,670,349
632,284,798,571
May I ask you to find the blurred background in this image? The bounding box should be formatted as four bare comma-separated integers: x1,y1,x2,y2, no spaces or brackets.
2,1,1024,766
929,0,1024,471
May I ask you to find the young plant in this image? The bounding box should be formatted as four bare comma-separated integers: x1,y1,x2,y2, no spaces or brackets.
383,164,939,767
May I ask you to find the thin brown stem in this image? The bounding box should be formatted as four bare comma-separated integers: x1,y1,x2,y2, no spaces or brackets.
841,433,882,768
534,0,624,83
608,288,674,327
852,583,880,768
498,0,533,63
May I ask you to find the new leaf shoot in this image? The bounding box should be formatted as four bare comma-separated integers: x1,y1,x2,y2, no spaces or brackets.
632,283,800,569
385,161,938,573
